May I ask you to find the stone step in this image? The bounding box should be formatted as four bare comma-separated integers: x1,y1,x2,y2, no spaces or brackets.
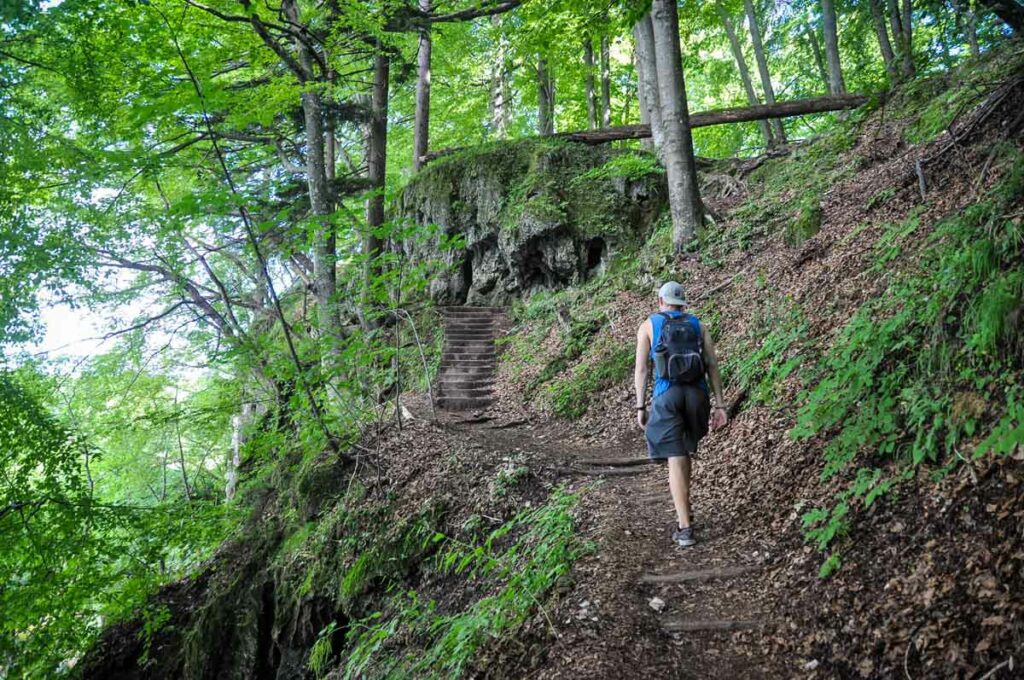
446,343,494,351
438,358,493,368
440,306,505,314
439,364,495,374
439,385,494,396
443,331,492,337
437,396,493,410
439,377,495,390
444,338,495,346
441,353,496,362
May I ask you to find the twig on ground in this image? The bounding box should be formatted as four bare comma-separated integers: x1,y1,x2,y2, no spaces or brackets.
978,657,1014,680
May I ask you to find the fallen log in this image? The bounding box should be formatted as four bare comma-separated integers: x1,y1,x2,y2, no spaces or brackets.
421,94,870,164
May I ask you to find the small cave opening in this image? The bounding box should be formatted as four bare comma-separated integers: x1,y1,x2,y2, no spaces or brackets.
254,581,280,680
459,251,473,304
586,238,606,275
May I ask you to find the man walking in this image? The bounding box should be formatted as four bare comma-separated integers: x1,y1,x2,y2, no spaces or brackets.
634,281,728,547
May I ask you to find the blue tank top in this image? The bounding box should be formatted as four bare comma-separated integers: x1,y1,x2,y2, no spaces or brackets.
649,311,707,397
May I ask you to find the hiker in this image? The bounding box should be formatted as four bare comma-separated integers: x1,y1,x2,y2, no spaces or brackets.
634,281,728,548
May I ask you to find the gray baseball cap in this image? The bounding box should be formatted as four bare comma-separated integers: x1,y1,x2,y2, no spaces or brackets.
658,281,687,306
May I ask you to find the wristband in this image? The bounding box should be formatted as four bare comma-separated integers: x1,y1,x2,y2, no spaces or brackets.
636,406,646,410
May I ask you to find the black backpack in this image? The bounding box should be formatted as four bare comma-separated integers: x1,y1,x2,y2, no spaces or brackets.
653,313,704,384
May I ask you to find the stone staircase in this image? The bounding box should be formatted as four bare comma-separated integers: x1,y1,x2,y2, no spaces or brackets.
436,306,506,411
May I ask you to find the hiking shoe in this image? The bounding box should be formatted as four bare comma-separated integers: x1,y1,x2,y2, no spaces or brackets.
672,526,696,547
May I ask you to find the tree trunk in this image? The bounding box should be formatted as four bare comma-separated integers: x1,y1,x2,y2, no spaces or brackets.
885,0,912,78
717,3,774,148
900,0,915,78
952,0,981,57
364,50,389,321
977,0,1024,33
413,0,432,170
634,47,654,151
804,23,829,92
649,0,704,249
868,0,899,82
600,34,612,127
285,0,341,357
744,0,785,144
537,57,555,135
583,36,598,130
633,14,665,154
820,0,846,95
490,15,511,137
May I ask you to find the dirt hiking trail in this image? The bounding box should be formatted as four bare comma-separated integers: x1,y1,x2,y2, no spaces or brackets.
410,384,785,679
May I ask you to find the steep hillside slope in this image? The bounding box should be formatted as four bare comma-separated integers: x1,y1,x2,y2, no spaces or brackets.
488,47,1024,678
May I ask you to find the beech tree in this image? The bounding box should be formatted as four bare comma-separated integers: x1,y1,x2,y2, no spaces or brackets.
649,0,705,248
717,2,774,148
820,0,847,94
744,0,785,145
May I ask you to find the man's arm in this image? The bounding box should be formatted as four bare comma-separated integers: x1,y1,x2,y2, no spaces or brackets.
702,326,726,407
634,321,651,414
634,321,651,406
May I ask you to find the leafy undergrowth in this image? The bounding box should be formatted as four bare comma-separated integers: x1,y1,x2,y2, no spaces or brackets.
339,489,584,679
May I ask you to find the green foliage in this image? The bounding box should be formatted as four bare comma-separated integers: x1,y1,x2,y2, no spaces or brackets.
0,368,239,676
730,298,810,405
342,489,585,679
308,622,339,679
787,152,1024,568
574,152,664,184
786,196,823,245
547,346,633,420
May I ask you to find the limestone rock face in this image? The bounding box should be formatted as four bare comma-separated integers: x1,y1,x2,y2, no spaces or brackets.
398,140,666,304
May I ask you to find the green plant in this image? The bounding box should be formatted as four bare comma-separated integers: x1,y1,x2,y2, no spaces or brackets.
308,622,339,679
342,489,587,678
790,151,1024,570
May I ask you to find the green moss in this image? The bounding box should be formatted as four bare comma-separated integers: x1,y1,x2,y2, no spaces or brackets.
785,196,823,245
403,138,665,245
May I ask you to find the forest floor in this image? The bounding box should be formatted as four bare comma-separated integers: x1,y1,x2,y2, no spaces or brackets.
403,401,785,679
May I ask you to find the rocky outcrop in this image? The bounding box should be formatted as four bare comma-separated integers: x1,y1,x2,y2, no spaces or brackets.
398,140,666,304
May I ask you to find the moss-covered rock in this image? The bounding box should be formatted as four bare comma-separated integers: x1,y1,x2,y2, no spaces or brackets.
398,139,666,304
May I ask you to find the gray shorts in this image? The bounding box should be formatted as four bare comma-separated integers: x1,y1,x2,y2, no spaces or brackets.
646,384,710,459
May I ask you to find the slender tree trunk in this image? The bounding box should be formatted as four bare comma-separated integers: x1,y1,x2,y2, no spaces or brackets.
952,0,981,57
886,0,913,78
966,12,981,58
633,15,665,154
537,57,555,135
717,3,773,148
744,0,785,144
413,0,431,170
804,23,829,92
283,0,341,358
820,0,847,95
600,34,612,128
634,47,654,151
649,0,704,249
868,0,899,82
490,15,511,137
583,36,598,130
900,0,915,78
364,50,389,321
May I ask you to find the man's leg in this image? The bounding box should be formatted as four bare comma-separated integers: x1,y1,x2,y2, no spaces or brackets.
667,455,692,529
